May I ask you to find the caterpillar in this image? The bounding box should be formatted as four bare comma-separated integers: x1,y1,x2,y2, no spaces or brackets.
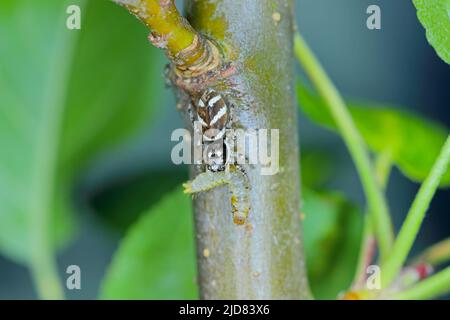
183,165,250,225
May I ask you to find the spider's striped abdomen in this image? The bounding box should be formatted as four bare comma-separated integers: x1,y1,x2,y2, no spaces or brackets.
196,89,229,141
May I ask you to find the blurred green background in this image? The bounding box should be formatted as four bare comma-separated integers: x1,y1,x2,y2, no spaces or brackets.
0,0,448,299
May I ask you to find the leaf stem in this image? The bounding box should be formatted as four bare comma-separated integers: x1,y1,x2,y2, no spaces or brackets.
382,135,450,287
375,150,392,190
294,32,394,260
414,237,450,267
352,152,393,289
352,219,376,289
392,266,450,300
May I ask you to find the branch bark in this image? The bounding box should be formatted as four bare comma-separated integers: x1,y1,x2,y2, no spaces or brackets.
185,0,310,299
115,0,311,299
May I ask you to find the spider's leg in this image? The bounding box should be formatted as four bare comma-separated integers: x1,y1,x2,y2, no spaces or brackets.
224,131,235,165
183,171,228,194
187,102,196,124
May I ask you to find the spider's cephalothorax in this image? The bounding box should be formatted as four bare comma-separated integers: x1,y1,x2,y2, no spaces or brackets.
204,140,229,172
183,88,251,225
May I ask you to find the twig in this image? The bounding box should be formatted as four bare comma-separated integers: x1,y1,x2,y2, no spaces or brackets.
113,0,220,76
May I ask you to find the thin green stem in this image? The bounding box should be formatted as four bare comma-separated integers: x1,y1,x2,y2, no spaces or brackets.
294,32,394,260
352,152,392,288
414,237,450,267
375,150,392,190
351,216,375,289
392,266,450,300
382,135,450,288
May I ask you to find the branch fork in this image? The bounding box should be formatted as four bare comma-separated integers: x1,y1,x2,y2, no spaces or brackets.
114,0,224,81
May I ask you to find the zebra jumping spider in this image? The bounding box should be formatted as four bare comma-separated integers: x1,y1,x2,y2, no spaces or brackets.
182,88,251,225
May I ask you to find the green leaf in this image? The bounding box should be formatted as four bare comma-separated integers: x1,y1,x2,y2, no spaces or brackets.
413,0,450,65
60,0,165,170
92,168,187,233
297,82,450,187
302,188,363,299
300,150,333,189
100,188,198,299
0,0,165,263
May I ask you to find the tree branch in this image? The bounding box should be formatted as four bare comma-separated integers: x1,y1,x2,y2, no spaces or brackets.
115,0,311,300
184,0,311,299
